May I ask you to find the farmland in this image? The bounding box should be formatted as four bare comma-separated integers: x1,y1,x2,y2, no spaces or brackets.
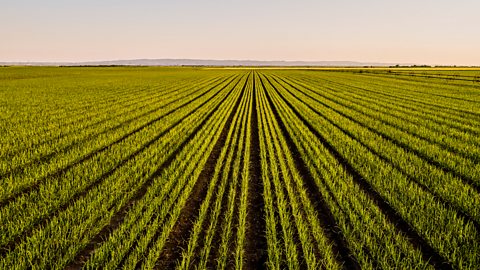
0,66,479,269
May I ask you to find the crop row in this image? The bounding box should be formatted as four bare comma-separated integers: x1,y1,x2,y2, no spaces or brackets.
260,71,479,268
0,70,248,268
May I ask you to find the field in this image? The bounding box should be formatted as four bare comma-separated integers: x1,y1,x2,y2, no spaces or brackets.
1,66,479,269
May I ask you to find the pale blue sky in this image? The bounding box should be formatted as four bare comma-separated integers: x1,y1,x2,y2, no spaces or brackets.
1,0,479,65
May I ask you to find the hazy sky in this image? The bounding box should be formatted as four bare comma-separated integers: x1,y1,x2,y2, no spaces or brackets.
1,0,479,65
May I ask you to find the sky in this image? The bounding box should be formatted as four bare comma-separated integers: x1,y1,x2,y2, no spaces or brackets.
1,0,479,65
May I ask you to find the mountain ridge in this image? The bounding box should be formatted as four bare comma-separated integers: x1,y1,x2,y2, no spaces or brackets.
0,58,415,67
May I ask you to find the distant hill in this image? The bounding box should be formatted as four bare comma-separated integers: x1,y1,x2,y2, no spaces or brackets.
0,58,412,67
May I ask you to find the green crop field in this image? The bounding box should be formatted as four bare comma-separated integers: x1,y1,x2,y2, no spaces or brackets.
1,66,479,269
